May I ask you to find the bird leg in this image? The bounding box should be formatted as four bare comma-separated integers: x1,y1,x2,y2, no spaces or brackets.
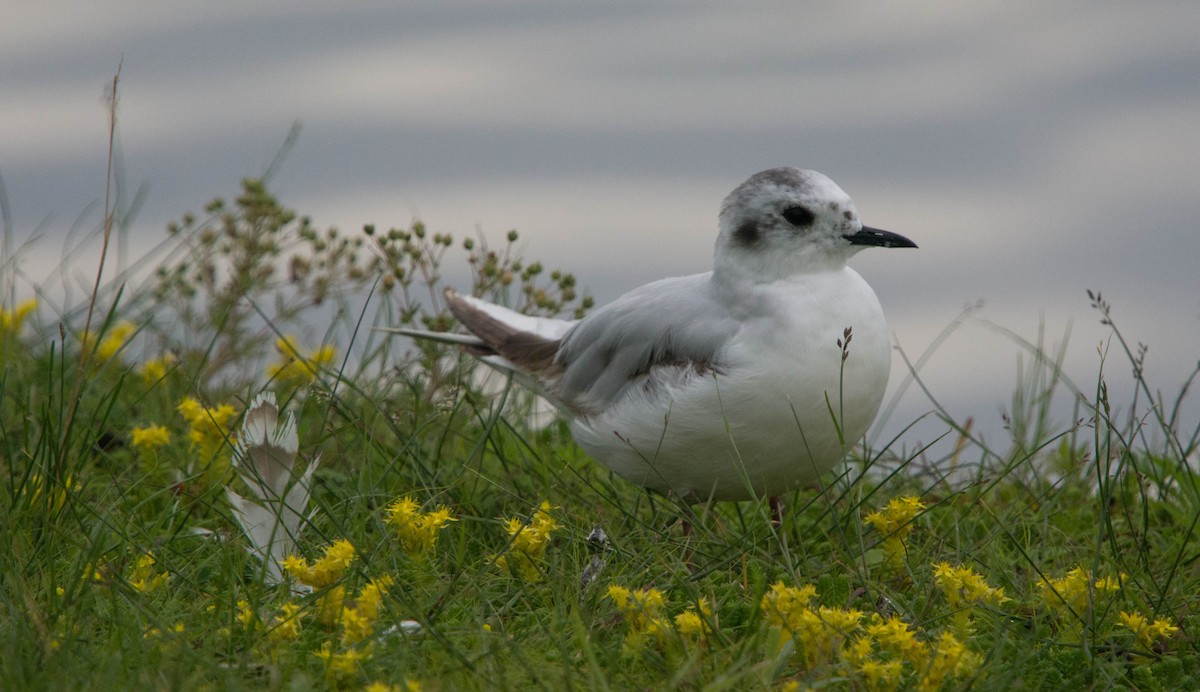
769,496,784,527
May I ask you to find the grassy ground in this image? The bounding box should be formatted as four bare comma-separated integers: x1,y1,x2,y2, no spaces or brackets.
3,169,1199,690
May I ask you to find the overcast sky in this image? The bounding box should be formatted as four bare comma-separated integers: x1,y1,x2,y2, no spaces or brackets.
3,1,1198,458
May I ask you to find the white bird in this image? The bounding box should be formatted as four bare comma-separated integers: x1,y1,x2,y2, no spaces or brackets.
387,168,915,504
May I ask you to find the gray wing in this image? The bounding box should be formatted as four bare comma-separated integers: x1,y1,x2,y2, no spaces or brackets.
555,272,737,413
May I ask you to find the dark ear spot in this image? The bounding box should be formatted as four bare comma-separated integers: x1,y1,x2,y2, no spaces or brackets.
733,219,760,246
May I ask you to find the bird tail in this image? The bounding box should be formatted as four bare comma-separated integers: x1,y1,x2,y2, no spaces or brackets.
376,289,576,410
374,326,489,350
440,288,570,375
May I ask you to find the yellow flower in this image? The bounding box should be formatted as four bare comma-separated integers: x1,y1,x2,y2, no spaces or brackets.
313,641,369,682
1118,610,1179,652
139,352,177,384
495,501,559,581
131,424,171,451
864,616,926,664
760,581,818,632
356,576,394,622
1038,566,1122,618
816,605,865,635
607,584,673,652
316,585,347,627
177,396,204,422
338,575,394,645
268,335,336,386
280,543,358,626
235,599,259,630
932,562,1008,608
843,633,876,667
311,539,356,586
858,659,904,692
917,631,980,692
673,610,704,637
84,320,136,362
385,496,456,555
365,681,421,692
759,581,862,667
608,585,666,622
865,496,926,572
674,599,712,640
341,606,374,645
864,496,927,536
177,397,239,476
269,603,303,642
284,539,357,589
0,299,37,334
281,554,309,579
129,553,169,593
283,541,358,628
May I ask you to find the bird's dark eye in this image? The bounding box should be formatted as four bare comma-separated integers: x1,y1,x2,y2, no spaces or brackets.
782,206,815,227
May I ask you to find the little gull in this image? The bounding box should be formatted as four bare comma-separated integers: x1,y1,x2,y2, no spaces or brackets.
386,167,915,505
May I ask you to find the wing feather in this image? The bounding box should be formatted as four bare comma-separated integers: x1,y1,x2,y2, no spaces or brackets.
557,273,737,413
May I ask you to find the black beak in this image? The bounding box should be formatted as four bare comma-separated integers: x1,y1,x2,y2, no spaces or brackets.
843,226,917,249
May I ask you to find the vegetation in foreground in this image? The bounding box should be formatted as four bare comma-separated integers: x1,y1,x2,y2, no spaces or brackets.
2,167,1198,690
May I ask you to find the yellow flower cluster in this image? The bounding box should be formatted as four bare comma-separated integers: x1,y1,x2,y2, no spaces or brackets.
177,396,239,466
340,576,395,645
269,603,304,643
495,501,559,582
762,581,981,691
0,299,37,334
864,496,926,537
314,640,369,683
385,496,455,556
129,553,169,594
83,320,136,363
865,496,926,572
672,599,713,641
918,631,979,692
931,562,1008,609
1118,610,1179,653
1037,566,1122,619
235,599,260,631
268,335,335,387
761,582,863,668
288,573,396,684
139,352,177,384
253,570,394,683
283,539,357,589
364,681,422,692
931,562,1008,637
131,424,171,451
608,585,667,650
283,539,358,627
607,585,711,652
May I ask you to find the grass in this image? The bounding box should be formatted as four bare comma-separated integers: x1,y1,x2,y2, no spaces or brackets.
2,108,1199,690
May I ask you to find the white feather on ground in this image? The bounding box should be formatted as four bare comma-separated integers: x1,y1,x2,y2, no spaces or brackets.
226,392,319,588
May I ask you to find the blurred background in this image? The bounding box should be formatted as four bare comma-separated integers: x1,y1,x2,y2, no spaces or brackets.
3,1,1198,456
